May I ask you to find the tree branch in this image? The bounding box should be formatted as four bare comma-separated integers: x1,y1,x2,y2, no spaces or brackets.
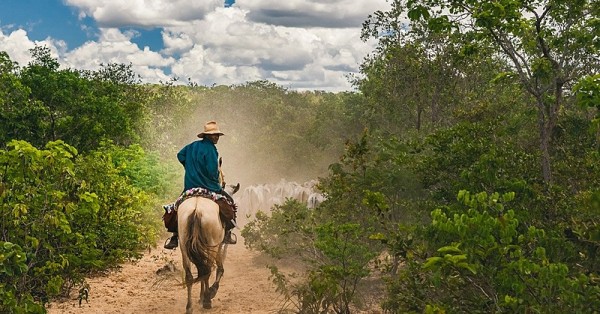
487,28,537,96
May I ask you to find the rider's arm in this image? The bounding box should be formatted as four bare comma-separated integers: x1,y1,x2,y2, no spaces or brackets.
177,144,188,166
205,148,222,192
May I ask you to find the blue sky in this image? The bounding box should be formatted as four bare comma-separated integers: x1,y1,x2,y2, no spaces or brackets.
1,0,90,47
0,0,389,91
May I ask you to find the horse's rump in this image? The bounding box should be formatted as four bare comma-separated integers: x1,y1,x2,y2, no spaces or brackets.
178,197,224,279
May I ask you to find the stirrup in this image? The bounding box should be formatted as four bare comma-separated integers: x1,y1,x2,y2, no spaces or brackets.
224,232,237,245
164,236,178,249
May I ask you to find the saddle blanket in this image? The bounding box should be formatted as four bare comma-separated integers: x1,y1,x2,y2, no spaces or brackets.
163,187,232,214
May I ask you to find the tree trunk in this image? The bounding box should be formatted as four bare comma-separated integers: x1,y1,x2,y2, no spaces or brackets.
536,97,554,186
416,105,422,131
539,121,552,185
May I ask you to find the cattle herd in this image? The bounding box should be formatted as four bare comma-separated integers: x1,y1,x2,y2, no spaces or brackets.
233,179,325,221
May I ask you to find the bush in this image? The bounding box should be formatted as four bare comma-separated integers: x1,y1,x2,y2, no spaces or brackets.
0,242,45,313
0,140,165,309
243,200,379,313
384,190,600,313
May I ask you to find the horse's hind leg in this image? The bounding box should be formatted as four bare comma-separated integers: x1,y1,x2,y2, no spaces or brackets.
184,266,194,314
208,265,224,299
200,278,212,309
208,244,227,299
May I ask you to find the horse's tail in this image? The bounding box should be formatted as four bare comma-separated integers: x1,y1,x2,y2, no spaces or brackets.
184,209,214,280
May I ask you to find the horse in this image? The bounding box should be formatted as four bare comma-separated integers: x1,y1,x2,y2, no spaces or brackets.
177,184,238,313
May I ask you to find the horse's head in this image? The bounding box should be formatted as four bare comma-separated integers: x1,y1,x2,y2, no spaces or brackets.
224,183,240,196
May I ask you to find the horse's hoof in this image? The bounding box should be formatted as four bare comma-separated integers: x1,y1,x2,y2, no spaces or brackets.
208,286,219,299
203,301,212,309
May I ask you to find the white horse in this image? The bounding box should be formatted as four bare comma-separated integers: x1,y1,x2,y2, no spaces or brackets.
177,196,229,313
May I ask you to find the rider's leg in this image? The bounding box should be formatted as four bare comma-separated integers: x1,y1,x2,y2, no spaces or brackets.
218,190,237,245
223,220,237,245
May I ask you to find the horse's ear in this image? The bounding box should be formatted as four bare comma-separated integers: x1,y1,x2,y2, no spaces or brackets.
229,183,240,195
223,183,239,195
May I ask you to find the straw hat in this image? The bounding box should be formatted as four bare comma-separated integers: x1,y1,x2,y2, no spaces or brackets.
197,121,225,138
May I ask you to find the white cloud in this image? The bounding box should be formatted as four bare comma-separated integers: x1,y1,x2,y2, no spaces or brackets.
0,29,36,65
163,7,379,90
161,30,194,55
63,28,175,83
0,0,391,91
65,0,223,27
237,0,389,28
171,44,263,86
0,29,65,67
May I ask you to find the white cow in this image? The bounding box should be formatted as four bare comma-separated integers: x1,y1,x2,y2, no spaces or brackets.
234,179,326,222
307,192,325,209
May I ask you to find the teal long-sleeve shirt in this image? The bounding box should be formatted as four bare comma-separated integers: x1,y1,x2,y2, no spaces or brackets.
177,139,222,193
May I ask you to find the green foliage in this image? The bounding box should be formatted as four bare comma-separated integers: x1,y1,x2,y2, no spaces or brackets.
359,1,523,137
15,46,150,151
277,223,377,314
93,141,177,197
367,107,599,313
243,200,379,313
574,74,600,136
575,74,600,110
416,121,534,202
243,199,317,259
0,242,45,313
387,191,600,313
0,140,164,309
311,222,378,314
0,51,47,148
364,0,600,185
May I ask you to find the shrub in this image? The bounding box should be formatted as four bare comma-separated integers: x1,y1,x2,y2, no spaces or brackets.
0,140,165,309
384,190,600,313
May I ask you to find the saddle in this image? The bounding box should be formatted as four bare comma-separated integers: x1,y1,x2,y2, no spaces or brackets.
162,187,237,232
215,198,236,221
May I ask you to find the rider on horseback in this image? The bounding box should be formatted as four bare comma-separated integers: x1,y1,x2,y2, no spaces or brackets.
164,120,237,249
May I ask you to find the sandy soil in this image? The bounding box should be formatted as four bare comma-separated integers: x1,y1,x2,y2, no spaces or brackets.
47,230,383,314
47,232,291,314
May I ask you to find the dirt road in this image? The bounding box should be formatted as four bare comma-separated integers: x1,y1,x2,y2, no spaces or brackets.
47,224,383,314
47,233,289,314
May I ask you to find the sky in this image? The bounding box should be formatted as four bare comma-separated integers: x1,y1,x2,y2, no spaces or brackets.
0,0,390,92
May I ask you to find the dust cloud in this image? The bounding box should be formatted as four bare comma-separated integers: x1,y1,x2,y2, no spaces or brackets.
163,96,340,189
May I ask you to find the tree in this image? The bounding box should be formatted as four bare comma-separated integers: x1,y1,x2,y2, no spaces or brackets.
357,32,465,134
19,46,149,151
0,51,48,147
364,0,600,186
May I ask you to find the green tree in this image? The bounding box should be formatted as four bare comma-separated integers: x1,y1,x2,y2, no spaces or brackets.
0,51,47,147
356,33,465,134
574,74,600,144
82,62,149,146
368,0,600,185
19,46,149,151
0,242,45,313
243,200,379,314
